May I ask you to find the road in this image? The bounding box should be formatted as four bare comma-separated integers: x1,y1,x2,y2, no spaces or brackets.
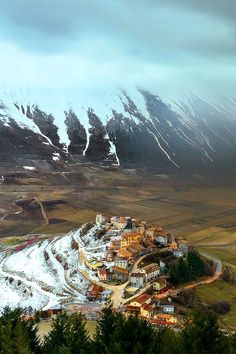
153,251,223,300
79,251,154,307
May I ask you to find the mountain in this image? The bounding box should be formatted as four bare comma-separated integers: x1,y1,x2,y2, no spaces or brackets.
0,88,236,174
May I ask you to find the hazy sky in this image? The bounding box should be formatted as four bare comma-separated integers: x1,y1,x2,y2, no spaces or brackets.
0,0,235,98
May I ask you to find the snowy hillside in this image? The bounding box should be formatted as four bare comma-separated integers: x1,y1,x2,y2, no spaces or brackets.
0,230,89,311
0,87,236,171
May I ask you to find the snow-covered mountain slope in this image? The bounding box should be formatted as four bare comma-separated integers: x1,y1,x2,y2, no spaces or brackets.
0,230,90,311
0,88,236,172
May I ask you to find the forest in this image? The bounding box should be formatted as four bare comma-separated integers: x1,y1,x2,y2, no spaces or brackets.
0,304,235,354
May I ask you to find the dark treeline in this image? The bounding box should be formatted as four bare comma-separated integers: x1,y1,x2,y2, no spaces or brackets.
0,305,236,354
168,250,211,285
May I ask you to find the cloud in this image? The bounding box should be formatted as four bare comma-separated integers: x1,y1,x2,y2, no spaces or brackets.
0,0,235,98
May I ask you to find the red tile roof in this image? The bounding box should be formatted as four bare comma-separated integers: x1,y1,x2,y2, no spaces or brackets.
113,266,129,275
132,293,152,305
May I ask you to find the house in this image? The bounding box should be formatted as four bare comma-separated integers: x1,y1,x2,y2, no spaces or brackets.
114,256,129,269
117,248,132,260
105,247,114,262
141,263,160,281
111,239,121,251
145,226,160,239
98,268,110,282
157,304,175,314
159,260,166,273
152,277,167,291
96,214,107,226
110,216,129,230
142,238,157,252
130,272,146,288
173,248,184,258
112,266,129,282
121,232,143,248
125,305,141,316
129,293,152,307
85,258,104,271
156,232,173,246
153,314,177,324
86,284,104,301
140,303,154,318
178,239,189,254
100,289,113,301
126,243,145,259
47,307,63,318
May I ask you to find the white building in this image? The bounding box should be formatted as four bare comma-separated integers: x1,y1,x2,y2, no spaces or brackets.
130,273,146,288
96,214,106,226
141,263,160,282
114,257,129,269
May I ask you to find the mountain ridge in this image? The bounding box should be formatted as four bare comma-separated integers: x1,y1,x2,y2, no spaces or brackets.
0,88,236,173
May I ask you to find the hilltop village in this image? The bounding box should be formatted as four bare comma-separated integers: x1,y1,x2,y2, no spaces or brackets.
76,214,189,327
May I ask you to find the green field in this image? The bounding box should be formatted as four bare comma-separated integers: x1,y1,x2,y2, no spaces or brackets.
196,280,236,328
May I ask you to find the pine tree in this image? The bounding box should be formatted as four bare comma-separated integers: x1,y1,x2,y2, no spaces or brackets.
42,312,91,354
110,316,156,354
95,303,121,353
182,309,230,354
0,307,38,354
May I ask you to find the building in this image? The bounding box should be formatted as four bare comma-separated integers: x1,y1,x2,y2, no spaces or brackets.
125,305,141,316
114,256,129,269
126,243,145,259
111,239,121,251
145,226,160,239
112,266,129,282
140,303,154,318
121,232,143,248
141,263,160,281
105,247,114,262
110,216,129,230
129,294,152,307
98,268,110,282
96,214,107,226
178,240,189,254
173,248,184,258
117,248,132,260
130,272,146,288
158,304,175,314
100,289,113,301
85,258,104,271
86,284,104,301
47,307,63,318
156,232,168,246
152,314,177,325
152,277,167,291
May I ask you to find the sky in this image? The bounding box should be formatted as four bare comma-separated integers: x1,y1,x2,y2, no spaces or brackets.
0,0,235,99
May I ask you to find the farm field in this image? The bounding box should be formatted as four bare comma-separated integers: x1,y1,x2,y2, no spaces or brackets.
0,167,236,270
196,280,236,328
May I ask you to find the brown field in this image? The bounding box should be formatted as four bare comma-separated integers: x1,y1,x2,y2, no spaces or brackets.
0,166,236,268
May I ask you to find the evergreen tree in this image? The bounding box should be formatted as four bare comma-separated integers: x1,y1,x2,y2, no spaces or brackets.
110,316,156,354
42,312,91,354
0,307,40,354
94,303,121,353
182,309,230,354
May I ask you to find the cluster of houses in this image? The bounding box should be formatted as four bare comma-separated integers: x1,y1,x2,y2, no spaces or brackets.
84,215,188,302
125,293,178,326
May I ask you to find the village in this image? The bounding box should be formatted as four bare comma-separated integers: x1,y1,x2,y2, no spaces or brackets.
77,214,189,328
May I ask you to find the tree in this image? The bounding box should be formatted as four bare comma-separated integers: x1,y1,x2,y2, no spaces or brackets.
182,309,230,354
0,307,40,354
42,312,91,354
110,316,156,354
94,303,121,353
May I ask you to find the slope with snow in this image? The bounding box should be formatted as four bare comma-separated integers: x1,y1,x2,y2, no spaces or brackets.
1,87,236,171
